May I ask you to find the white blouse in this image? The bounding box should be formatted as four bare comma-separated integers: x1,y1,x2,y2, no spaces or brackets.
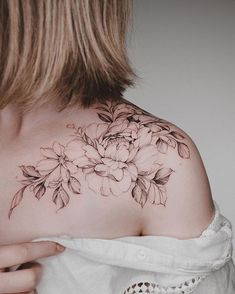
32,200,235,294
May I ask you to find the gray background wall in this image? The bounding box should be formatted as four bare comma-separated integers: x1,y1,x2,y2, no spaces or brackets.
126,0,235,259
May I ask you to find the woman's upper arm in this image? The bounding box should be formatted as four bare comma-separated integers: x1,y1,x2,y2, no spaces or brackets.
140,124,215,239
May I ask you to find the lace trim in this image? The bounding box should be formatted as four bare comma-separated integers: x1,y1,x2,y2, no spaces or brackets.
123,275,206,294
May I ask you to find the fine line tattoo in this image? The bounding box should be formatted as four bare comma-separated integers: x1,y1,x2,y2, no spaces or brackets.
8,101,190,219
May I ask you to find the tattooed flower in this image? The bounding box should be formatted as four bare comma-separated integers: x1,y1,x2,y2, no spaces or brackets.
65,133,138,196
102,119,153,149
101,119,163,179
64,117,167,198
100,115,175,207
36,141,78,186
102,119,139,143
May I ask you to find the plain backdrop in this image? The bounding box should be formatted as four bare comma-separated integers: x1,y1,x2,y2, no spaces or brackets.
125,0,235,259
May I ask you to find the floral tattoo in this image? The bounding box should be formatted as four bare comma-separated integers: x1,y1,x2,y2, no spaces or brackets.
8,100,190,219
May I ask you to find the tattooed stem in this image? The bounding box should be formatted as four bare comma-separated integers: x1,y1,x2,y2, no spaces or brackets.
8,186,28,219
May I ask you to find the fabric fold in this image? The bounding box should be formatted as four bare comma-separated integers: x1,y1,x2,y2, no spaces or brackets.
31,199,235,294
32,200,233,274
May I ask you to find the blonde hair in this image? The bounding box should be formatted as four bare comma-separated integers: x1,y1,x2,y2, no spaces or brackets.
0,0,138,113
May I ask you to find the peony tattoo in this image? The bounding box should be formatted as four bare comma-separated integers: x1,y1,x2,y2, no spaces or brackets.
8,101,190,219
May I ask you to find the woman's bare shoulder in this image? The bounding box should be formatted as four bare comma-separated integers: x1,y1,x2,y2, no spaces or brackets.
0,98,214,243
79,98,215,240
122,101,215,240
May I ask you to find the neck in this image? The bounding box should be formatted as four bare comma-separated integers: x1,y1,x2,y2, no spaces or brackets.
0,103,80,148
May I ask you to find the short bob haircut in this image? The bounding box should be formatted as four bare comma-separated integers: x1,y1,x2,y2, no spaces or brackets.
0,0,138,113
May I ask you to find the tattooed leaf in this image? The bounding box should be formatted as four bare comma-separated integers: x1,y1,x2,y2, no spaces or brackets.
132,180,148,208
165,136,177,148
83,133,94,146
40,147,58,159
33,183,46,200
95,106,109,112
68,177,81,194
156,138,168,153
169,131,185,140
153,167,174,185
137,177,147,191
48,180,60,189
148,182,167,205
98,113,113,123
8,187,26,219
158,123,170,131
20,179,35,185
178,142,190,159
52,185,70,211
115,112,129,120
86,135,94,145
158,185,167,205
148,182,159,204
19,166,41,178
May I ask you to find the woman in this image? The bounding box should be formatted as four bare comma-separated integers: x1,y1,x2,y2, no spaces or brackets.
0,1,234,293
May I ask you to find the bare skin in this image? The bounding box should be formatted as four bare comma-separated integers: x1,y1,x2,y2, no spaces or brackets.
0,241,65,293
0,97,192,244
7,99,189,218
2,96,217,248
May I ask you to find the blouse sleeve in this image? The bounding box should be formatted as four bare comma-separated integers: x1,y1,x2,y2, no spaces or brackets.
121,258,235,294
